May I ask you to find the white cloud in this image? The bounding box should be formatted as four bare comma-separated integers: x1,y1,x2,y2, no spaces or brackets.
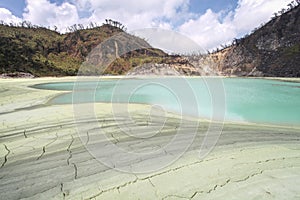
0,8,22,24
179,9,237,50
18,0,189,32
23,0,79,31
80,0,189,30
132,28,205,54
77,0,187,17
178,0,291,50
232,0,291,34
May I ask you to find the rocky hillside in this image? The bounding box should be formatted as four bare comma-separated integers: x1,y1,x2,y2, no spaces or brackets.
212,4,300,77
0,23,172,76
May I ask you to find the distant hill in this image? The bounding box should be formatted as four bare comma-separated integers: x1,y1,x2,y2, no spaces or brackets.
0,23,169,76
210,4,300,77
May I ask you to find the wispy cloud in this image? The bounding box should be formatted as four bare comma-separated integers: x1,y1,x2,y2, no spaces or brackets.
0,8,22,24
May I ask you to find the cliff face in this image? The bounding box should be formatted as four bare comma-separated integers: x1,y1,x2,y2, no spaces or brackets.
215,5,300,77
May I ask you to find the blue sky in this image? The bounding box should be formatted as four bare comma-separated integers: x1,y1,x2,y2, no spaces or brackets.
0,0,291,50
189,0,237,14
0,0,25,17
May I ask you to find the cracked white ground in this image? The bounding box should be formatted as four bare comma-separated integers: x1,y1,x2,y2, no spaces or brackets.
0,77,300,200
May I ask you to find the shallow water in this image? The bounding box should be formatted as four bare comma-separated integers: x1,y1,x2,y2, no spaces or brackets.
33,78,300,126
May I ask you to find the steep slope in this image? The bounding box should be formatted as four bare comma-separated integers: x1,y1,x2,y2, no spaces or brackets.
0,24,167,76
215,5,300,77
0,26,64,76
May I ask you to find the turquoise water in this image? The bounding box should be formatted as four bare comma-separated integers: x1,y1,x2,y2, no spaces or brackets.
33,78,300,126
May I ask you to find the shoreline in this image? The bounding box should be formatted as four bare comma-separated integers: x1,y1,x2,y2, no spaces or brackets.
27,76,300,129
1,75,300,81
1,76,298,129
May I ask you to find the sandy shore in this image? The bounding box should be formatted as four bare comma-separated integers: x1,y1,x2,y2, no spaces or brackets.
0,77,300,200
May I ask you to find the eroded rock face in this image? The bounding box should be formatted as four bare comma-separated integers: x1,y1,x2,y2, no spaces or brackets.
256,34,281,51
127,63,206,76
127,63,181,76
127,55,220,76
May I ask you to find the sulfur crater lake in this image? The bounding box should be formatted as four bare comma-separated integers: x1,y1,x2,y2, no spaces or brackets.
33,77,300,126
